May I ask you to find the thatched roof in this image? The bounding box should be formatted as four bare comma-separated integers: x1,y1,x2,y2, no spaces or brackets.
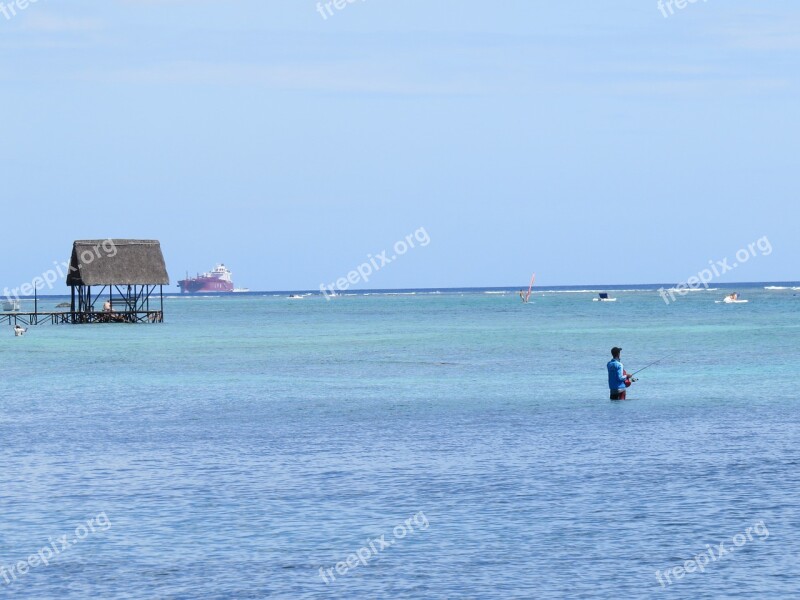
67,240,169,286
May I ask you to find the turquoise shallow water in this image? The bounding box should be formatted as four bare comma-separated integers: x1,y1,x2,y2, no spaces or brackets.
1,286,799,598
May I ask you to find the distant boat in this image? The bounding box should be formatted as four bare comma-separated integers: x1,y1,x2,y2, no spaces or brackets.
2,299,21,312
593,293,617,302
717,293,748,304
288,294,304,300
178,264,235,293
232,288,251,293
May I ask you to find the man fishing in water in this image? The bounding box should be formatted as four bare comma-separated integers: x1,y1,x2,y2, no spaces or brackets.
607,347,633,400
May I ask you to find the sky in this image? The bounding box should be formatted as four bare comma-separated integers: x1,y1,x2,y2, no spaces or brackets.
1,0,798,292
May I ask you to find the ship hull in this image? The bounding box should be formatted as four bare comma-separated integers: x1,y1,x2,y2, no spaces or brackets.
177,278,234,293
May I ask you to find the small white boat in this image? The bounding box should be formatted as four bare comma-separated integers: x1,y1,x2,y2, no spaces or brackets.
288,294,304,300
2,299,21,312
593,293,617,302
717,293,748,304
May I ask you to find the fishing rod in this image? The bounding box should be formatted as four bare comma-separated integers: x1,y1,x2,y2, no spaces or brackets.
630,352,676,378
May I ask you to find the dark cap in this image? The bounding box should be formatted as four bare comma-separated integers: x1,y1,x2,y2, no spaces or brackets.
611,347,622,356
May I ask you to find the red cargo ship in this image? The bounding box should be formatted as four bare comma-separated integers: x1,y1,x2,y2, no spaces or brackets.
178,264,234,293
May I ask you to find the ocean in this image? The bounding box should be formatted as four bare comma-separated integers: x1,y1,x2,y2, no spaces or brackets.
1,283,799,599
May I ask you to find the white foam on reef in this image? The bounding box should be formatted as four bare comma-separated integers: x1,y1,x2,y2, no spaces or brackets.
348,292,418,296
353,292,417,296
540,289,605,294
540,289,641,294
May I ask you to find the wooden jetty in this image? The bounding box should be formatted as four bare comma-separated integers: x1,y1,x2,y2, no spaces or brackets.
0,310,165,327
1,239,169,326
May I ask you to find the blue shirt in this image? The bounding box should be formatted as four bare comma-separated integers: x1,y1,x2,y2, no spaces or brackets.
607,359,627,390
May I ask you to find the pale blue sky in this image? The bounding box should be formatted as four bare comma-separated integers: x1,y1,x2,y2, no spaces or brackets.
1,1,798,291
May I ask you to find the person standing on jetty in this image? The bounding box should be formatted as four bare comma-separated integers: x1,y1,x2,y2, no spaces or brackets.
607,347,633,400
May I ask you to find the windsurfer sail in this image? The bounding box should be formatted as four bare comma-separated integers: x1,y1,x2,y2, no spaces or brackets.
524,273,536,303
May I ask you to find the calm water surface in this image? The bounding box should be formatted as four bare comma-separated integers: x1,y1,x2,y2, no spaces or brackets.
1,286,799,598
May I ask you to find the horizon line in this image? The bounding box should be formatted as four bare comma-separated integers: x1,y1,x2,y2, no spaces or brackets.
11,279,799,299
